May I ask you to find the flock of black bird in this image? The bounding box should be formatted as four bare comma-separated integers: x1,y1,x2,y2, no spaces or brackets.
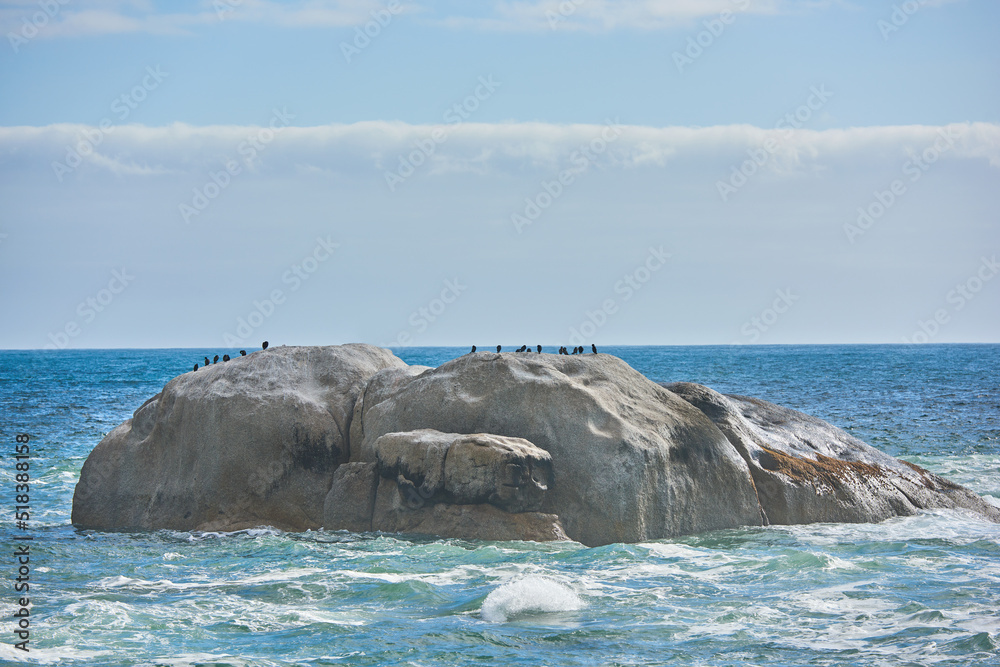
192,341,267,372
472,344,598,355
191,340,598,373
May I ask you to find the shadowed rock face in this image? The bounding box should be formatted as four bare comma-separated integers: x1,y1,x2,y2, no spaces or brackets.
72,345,999,544
372,429,553,513
71,344,406,532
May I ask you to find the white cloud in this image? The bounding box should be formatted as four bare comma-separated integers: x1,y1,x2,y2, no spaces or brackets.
2,120,996,180
0,0,410,38
0,0,925,37
434,0,780,32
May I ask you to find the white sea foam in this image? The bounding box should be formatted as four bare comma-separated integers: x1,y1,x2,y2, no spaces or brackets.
480,575,585,623
136,653,251,666
0,643,111,664
240,567,325,583
783,508,1000,546
638,542,711,560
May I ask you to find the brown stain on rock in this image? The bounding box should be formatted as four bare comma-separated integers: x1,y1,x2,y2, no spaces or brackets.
899,459,962,491
756,446,889,490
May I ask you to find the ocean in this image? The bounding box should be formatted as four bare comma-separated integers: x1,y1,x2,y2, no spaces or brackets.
0,345,997,666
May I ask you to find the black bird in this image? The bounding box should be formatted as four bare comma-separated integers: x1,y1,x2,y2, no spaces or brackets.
204,356,210,366
213,355,219,364
240,350,246,356
262,341,269,350
559,346,566,355
193,363,198,372
496,345,501,353
537,345,542,353
223,354,230,362
592,344,597,354
471,345,476,353
517,345,526,352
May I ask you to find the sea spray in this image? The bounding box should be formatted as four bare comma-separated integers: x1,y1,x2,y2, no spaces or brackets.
481,575,585,622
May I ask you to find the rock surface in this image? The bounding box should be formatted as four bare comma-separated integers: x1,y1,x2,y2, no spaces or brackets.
323,429,566,541
665,382,1000,526
71,344,405,532
73,345,999,544
350,353,765,546
372,429,553,512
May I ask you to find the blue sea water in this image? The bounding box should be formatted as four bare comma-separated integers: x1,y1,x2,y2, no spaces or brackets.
0,344,998,666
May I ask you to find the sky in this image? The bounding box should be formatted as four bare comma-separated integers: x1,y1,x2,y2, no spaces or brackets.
0,0,997,349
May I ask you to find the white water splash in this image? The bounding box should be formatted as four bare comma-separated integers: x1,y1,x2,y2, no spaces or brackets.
481,575,585,623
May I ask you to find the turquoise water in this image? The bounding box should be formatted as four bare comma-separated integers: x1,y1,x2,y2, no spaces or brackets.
1,345,998,665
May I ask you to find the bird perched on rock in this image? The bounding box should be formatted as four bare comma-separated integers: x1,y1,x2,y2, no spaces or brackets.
213,355,219,364
592,344,598,354
471,345,477,353
496,345,501,353
240,350,246,356
536,345,542,353
222,354,230,362
517,345,526,353
204,356,210,367
262,341,269,350
193,363,198,372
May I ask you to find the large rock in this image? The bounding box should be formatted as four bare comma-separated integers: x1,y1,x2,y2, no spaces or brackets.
71,344,405,532
665,382,1000,525
350,353,765,546
74,345,999,544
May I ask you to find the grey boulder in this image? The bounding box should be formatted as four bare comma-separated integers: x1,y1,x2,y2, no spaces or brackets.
72,345,999,545
348,353,765,546
665,382,1000,525
324,429,565,541
71,344,405,532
